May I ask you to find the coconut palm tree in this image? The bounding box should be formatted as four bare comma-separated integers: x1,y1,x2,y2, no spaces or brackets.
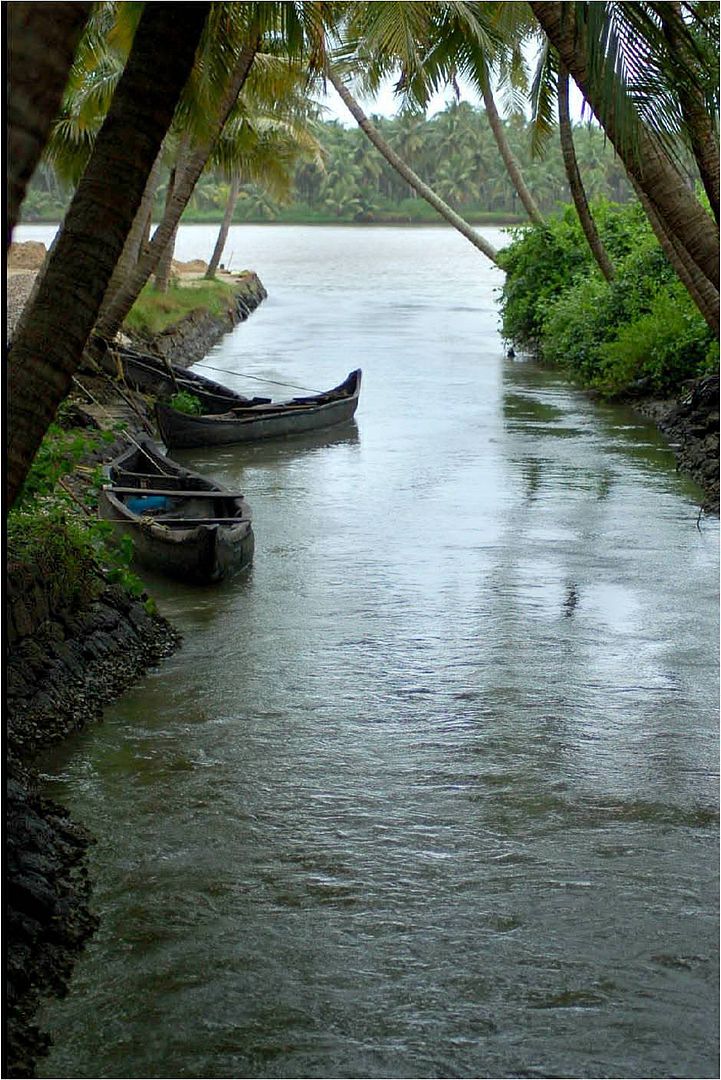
557,62,615,281
657,0,719,224
528,1,719,297
7,1,91,245
94,14,262,332
95,1,338,338
370,1,546,225
326,67,500,265
205,94,325,276
8,3,210,508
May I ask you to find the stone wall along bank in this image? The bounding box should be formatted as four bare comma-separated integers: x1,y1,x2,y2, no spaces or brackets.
130,270,267,369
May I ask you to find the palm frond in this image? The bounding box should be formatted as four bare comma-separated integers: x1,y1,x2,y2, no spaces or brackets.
529,39,558,159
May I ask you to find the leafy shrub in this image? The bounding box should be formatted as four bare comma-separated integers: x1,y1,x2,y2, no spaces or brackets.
499,200,658,349
500,198,717,398
11,423,152,604
170,391,203,415
18,423,113,502
499,212,593,347
541,276,614,381
595,284,714,396
7,505,103,610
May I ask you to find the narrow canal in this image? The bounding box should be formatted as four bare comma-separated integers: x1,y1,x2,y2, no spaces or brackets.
29,225,718,1079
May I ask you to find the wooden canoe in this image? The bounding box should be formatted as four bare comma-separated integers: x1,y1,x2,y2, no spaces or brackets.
154,369,362,450
97,438,253,584
94,340,271,413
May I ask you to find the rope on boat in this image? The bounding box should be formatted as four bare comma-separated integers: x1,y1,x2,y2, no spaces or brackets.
192,362,322,396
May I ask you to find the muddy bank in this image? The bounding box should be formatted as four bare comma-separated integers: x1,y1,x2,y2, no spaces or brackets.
635,373,719,514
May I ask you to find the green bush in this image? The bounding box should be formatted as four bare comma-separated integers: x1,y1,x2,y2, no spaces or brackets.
11,423,152,604
7,505,103,610
499,200,657,350
541,276,613,381
499,212,593,347
499,198,717,398
596,284,714,396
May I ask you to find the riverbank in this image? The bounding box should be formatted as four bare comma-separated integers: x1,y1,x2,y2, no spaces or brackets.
6,249,267,1077
6,577,181,1077
636,375,719,514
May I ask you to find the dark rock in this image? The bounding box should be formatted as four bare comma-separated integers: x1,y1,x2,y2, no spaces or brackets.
6,568,180,1077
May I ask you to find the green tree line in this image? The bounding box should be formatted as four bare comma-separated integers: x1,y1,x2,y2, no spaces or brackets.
22,102,633,225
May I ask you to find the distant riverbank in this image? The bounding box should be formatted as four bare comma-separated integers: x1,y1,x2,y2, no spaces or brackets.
19,209,526,228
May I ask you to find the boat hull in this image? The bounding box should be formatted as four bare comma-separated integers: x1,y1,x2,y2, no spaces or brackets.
98,497,254,584
98,439,254,584
154,370,362,450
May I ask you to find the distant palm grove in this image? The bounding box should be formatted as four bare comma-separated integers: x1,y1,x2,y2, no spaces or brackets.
24,104,632,225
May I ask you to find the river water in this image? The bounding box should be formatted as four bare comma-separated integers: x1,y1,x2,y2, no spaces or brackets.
23,224,718,1079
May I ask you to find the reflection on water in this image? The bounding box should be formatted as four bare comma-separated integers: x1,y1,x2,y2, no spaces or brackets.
32,225,718,1080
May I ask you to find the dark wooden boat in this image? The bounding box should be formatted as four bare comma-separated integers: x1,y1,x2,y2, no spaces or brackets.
97,438,253,584
94,340,271,413
154,369,362,450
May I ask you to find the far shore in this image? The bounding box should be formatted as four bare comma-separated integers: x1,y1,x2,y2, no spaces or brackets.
16,215,526,230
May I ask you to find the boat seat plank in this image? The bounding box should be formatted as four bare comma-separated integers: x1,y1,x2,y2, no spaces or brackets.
128,517,249,525
104,485,245,498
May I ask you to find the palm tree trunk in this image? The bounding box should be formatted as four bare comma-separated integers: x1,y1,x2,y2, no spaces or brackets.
140,202,153,256
7,3,209,508
153,165,178,293
327,68,500,267
557,65,615,282
659,2,720,225
103,144,165,307
630,176,719,335
478,65,544,227
7,1,91,245
529,1,719,291
205,175,241,278
95,37,260,340
154,225,179,293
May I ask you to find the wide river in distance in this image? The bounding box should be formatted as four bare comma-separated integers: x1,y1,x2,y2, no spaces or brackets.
19,223,719,1079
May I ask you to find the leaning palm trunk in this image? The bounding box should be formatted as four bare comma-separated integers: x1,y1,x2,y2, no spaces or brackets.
558,66,615,282
478,65,544,227
659,2,720,225
154,222,179,293
529,1,719,291
153,163,179,293
205,175,241,278
7,4,209,508
7,1,91,245
103,144,165,308
327,68,500,267
95,38,260,340
630,177,719,335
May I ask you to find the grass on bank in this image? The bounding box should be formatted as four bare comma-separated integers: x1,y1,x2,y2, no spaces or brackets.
123,277,238,337
8,410,155,611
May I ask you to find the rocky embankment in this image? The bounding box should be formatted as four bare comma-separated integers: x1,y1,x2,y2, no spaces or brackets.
637,374,720,514
129,268,267,367
6,242,266,1077
6,570,180,1077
